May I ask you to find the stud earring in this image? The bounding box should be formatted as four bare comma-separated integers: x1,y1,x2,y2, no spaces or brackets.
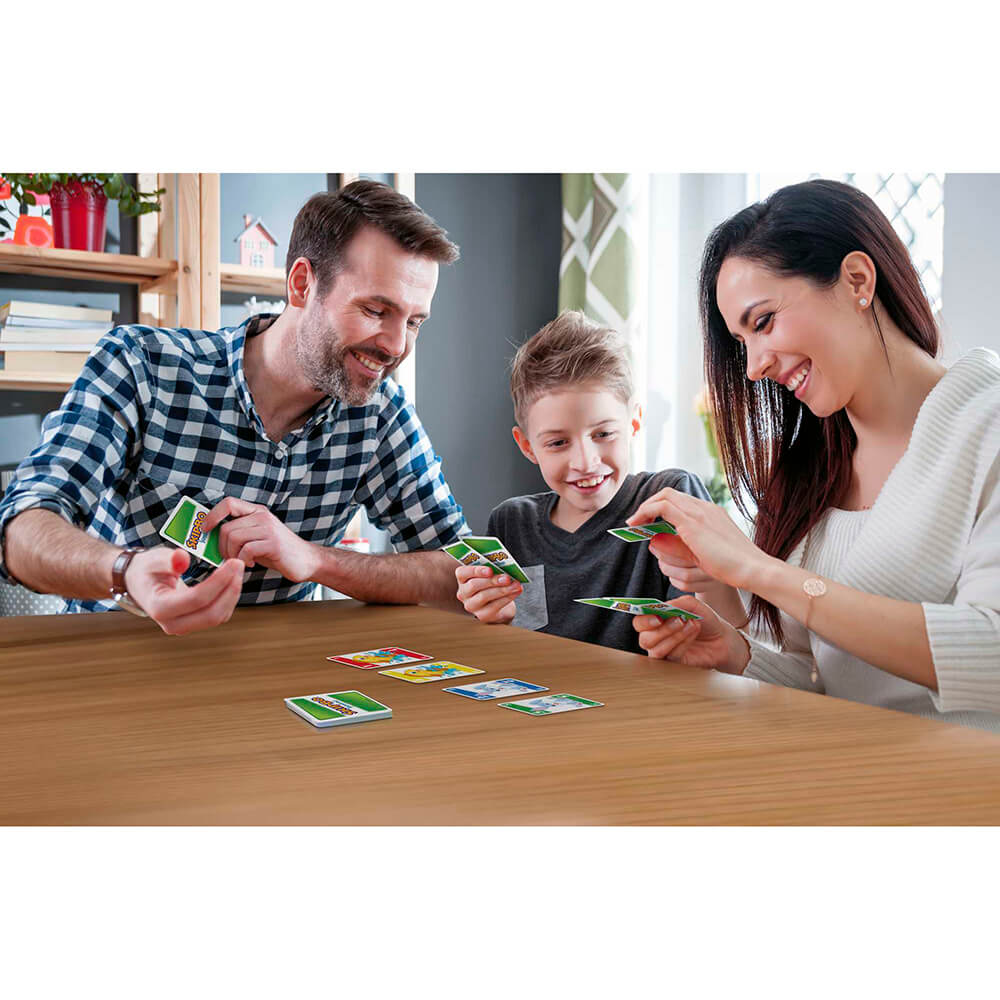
859,297,868,307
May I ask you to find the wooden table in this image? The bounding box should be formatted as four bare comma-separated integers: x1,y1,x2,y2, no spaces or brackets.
3,600,1000,824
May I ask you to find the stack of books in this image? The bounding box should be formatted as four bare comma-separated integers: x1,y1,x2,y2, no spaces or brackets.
0,300,114,376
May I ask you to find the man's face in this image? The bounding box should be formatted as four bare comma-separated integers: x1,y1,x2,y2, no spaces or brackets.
296,225,439,406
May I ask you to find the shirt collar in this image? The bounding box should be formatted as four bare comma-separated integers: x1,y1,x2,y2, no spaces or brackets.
226,313,343,436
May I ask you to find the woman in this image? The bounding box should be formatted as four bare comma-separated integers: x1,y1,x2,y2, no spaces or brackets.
631,179,1000,730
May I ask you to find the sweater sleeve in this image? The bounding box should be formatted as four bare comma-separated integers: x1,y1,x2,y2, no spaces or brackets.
925,454,1000,714
742,606,825,694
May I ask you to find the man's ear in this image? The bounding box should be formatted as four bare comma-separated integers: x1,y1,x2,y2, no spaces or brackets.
287,256,314,308
512,426,538,465
631,402,643,436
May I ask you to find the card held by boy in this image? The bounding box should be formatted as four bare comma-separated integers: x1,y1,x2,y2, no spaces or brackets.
442,536,531,584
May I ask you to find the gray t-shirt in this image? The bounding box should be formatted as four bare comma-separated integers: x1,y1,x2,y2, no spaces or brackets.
486,469,712,655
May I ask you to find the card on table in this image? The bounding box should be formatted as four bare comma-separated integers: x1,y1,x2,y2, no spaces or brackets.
159,496,223,566
574,597,702,621
499,693,604,716
442,536,531,584
284,690,392,728
444,677,549,701
607,520,677,542
379,660,486,684
327,647,434,669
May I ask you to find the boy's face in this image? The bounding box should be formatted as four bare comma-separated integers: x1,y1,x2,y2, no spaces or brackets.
513,381,639,529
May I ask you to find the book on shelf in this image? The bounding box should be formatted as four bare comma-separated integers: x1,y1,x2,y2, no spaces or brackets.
1,351,89,375
0,300,114,324
1,314,115,331
0,342,97,353
0,326,107,345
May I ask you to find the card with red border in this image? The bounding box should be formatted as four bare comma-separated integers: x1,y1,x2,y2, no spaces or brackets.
327,647,434,670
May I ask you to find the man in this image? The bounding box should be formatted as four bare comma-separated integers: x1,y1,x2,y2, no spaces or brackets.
0,180,469,634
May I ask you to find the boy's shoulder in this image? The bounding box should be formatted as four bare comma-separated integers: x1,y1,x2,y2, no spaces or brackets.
489,489,555,524
632,468,712,503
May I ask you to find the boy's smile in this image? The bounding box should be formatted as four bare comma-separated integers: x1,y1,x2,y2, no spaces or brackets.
513,381,640,533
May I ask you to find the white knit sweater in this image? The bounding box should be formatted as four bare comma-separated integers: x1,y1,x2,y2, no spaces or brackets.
743,348,1000,731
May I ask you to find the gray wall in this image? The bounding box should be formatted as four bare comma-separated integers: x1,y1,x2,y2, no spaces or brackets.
941,173,1000,363
413,174,562,533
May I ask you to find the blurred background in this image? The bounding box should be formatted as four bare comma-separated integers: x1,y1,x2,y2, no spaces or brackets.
1,171,993,573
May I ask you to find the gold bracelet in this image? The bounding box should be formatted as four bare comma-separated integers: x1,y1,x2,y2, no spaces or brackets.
802,576,827,684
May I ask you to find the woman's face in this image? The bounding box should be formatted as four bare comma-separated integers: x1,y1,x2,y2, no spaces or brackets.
715,255,874,418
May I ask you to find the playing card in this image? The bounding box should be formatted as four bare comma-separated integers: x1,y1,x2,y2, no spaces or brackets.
607,520,677,542
379,660,486,684
284,690,391,728
443,678,549,701
574,597,702,621
159,496,224,567
327,647,434,669
442,536,531,584
499,693,604,716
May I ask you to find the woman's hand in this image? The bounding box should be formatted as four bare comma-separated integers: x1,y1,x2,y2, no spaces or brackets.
628,488,772,591
633,595,751,674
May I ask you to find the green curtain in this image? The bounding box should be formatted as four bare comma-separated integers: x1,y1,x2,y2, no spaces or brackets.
559,173,646,467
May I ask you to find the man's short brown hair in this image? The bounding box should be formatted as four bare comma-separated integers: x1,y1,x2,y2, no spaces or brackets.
509,310,634,428
286,180,460,292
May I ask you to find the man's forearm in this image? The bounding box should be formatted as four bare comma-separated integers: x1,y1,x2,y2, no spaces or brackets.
4,508,120,601
312,546,462,611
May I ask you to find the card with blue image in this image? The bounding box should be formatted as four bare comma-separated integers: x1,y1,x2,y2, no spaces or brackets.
444,677,549,701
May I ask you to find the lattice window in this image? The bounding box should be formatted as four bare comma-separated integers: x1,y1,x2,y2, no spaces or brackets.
748,172,944,315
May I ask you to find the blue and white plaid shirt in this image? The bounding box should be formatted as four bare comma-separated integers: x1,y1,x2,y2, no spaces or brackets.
0,315,468,612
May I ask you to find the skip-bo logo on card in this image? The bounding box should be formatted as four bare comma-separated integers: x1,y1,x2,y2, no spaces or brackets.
186,512,207,550
483,552,507,564
313,696,357,716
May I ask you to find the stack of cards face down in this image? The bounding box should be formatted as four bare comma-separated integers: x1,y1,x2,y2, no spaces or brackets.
285,647,605,727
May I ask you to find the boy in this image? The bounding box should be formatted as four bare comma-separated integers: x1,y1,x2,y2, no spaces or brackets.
455,311,744,655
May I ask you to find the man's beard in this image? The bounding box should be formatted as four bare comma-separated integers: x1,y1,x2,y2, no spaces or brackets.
296,310,398,407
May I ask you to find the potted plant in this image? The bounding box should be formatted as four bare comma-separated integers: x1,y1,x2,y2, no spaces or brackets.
0,173,164,253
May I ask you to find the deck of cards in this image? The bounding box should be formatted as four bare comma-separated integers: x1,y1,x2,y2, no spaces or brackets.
285,690,392,728
160,496,224,567
443,536,531,584
607,520,677,542
575,597,701,621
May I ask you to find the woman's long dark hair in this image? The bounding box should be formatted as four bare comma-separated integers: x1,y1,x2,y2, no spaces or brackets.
699,179,938,644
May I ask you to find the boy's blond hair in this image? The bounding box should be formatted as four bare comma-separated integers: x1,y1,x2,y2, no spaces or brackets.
510,310,634,428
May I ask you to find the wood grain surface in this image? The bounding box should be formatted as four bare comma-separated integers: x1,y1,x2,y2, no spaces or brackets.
3,600,1000,825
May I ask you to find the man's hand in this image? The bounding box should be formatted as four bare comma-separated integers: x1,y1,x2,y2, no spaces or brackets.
202,497,322,583
125,546,245,636
455,564,520,624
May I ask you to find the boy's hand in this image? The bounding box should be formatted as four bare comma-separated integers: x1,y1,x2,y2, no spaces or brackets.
455,564,521,625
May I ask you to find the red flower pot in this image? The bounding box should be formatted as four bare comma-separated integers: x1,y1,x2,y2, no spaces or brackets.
48,180,108,252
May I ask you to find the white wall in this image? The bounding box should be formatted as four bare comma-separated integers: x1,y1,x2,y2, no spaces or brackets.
940,173,1000,363
644,174,748,482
